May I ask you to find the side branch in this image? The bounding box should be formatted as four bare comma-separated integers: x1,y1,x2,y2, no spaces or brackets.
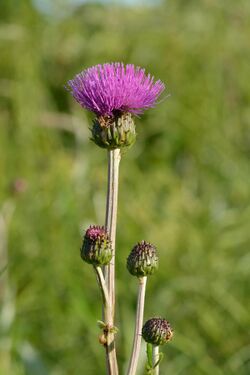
94,266,110,308
127,276,147,375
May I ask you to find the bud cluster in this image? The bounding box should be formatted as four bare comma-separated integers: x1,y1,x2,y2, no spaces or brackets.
81,225,112,266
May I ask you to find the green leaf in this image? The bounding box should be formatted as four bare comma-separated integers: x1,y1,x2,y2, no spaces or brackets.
153,352,164,369
97,320,106,329
146,343,153,368
110,325,119,334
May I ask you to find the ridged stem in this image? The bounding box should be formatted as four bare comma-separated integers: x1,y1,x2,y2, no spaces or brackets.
152,345,160,375
127,276,147,375
103,149,121,375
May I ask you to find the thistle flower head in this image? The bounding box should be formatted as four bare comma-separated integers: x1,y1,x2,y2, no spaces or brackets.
67,63,165,117
142,318,173,346
81,225,112,266
127,240,158,277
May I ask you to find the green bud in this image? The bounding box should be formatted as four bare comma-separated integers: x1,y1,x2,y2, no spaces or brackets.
142,318,173,346
127,240,158,277
81,225,112,266
91,111,136,150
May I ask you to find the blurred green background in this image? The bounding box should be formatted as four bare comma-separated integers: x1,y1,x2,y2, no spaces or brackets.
0,0,250,374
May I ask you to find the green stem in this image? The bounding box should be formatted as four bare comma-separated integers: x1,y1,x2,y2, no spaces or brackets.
103,149,121,375
94,266,110,308
152,345,160,375
127,276,147,375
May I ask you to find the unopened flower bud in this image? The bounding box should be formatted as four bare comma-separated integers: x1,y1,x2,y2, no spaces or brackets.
81,225,112,266
98,333,107,346
127,240,158,277
142,318,173,346
91,111,136,150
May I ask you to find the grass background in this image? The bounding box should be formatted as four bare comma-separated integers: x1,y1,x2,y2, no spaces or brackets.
0,0,250,374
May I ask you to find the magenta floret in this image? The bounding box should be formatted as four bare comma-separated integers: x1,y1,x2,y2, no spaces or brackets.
67,63,165,116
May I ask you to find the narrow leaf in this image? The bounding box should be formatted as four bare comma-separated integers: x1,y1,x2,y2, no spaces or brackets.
146,343,153,368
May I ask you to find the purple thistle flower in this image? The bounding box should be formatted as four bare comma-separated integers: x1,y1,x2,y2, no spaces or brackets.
67,63,165,117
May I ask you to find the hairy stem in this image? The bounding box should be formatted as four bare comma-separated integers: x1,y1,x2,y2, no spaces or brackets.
103,149,121,375
152,345,160,375
127,276,147,375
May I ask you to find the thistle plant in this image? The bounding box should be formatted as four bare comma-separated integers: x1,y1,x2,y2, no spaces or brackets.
67,62,172,375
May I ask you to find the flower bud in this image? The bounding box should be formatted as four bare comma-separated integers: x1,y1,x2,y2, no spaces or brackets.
81,225,112,266
91,111,136,150
142,318,173,346
127,240,158,277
